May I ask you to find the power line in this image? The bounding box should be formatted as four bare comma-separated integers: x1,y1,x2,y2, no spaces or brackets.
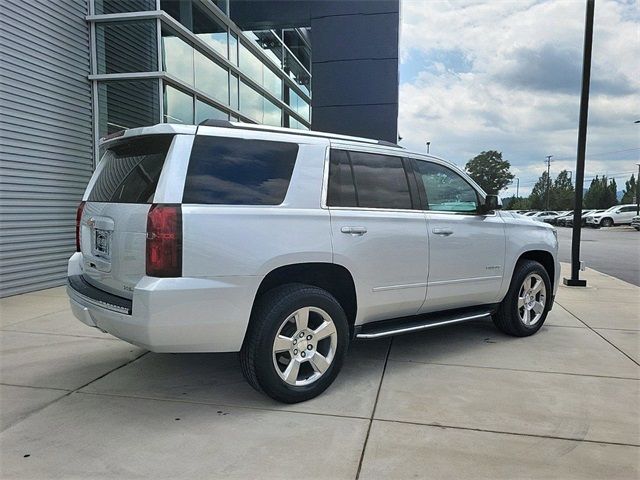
550,148,640,161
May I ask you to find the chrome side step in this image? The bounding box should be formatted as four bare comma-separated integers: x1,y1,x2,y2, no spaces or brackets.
355,308,493,340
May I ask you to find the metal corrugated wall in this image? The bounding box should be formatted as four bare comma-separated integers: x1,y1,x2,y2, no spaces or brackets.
0,0,93,297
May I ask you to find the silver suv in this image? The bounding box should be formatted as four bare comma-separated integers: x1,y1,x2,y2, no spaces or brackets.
67,122,559,403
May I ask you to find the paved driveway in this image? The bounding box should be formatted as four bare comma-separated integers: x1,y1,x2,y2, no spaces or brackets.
556,226,640,286
1,265,638,479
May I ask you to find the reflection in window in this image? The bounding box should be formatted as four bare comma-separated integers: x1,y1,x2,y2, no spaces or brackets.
95,0,155,14
97,79,160,138
96,21,157,74
239,81,263,122
194,51,228,104
413,161,478,212
229,33,238,66
350,152,412,210
263,98,281,127
164,84,193,124
183,136,298,205
239,43,262,82
162,28,194,85
193,2,227,58
195,100,228,124
229,74,239,110
327,150,357,207
289,88,309,122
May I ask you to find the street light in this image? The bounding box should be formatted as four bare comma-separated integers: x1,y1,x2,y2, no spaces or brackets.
426,141,431,154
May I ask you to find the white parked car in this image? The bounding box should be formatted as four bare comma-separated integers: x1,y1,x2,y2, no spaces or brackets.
530,211,560,222
67,122,560,403
586,204,639,228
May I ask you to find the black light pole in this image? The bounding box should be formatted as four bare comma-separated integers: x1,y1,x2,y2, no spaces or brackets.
564,0,595,287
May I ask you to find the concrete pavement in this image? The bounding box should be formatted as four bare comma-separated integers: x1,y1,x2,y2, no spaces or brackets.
1,265,638,479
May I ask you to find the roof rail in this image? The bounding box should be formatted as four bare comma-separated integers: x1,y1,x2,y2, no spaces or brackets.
197,119,403,149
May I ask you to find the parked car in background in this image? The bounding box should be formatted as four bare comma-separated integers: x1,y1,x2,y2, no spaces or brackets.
631,215,640,231
530,211,560,222
66,121,560,403
556,211,575,227
543,211,570,225
572,209,604,228
586,205,639,228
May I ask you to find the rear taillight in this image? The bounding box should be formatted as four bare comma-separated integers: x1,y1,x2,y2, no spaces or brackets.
146,204,182,277
75,201,85,252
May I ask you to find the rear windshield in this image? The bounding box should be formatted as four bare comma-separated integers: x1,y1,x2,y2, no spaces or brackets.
183,136,298,205
88,135,174,203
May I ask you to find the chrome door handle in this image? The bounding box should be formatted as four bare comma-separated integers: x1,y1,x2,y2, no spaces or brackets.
341,226,367,236
432,228,454,236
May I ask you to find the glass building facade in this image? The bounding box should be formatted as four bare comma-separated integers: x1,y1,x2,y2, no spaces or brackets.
89,0,311,151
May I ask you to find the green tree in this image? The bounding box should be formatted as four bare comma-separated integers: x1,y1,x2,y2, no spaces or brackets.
621,174,637,204
507,196,531,210
465,150,515,194
529,171,551,210
584,176,618,209
550,170,575,210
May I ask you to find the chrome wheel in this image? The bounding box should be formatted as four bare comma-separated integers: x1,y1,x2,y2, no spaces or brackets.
272,307,338,387
517,273,546,326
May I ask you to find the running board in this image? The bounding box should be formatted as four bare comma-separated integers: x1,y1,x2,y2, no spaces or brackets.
355,307,494,340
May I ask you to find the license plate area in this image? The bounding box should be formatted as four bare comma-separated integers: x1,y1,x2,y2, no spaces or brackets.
93,228,111,258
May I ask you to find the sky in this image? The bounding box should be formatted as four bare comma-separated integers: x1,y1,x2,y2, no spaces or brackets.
398,0,640,197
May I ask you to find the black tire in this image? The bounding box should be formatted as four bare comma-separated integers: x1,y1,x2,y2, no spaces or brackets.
493,260,552,337
240,283,349,403
601,217,614,228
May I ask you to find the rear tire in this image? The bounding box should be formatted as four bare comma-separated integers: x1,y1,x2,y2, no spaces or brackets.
601,218,614,228
240,283,349,403
493,260,551,337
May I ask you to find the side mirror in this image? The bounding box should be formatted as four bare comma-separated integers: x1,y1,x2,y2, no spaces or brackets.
478,194,502,214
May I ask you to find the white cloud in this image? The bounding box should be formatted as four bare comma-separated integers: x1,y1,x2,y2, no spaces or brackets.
399,0,640,197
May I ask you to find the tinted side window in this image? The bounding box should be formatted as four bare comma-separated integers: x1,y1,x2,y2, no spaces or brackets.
183,136,298,205
88,135,174,203
413,160,478,212
327,149,357,207
349,151,412,209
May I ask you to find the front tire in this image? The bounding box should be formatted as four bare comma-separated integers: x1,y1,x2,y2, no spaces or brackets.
493,260,551,337
600,218,614,228
240,284,349,403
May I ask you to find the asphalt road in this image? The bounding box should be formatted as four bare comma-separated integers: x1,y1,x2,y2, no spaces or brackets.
556,225,640,286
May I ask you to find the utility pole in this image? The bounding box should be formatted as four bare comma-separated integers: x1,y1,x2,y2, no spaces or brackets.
545,155,553,210
636,163,639,216
426,141,431,154
564,0,594,288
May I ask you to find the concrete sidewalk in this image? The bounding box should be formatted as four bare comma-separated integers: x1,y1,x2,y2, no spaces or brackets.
1,264,638,479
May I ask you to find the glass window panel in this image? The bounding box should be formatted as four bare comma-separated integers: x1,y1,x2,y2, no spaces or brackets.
194,51,228,104
89,136,173,204
97,79,160,138
327,150,357,207
95,0,155,14
413,161,478,212
239,42,262,81
183,136,298,205
289,88,309,122
96,21,157,74
263,66,282,100
229,74,239,110
229,33,238,66
263,97,281,127
193,2,228,58
160,0,193,29
239,81,263,122
164,84,194,124
162,28,194,85
350,152,412,210
195,100,228,124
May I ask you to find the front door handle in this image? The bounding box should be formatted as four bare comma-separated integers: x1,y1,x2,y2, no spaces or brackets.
341,226,367,236
432,228,454,236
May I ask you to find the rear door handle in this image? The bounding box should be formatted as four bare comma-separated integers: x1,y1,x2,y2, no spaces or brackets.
432,228,454,236
341,226,367,236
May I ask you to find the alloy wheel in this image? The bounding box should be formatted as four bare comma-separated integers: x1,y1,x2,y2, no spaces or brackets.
272,307,338,386
517,273,546,326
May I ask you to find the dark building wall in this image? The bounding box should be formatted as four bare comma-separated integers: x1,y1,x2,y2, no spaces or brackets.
229,0,400,142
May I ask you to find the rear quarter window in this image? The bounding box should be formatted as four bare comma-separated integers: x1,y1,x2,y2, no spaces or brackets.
88,135,174,203
182,136,299,205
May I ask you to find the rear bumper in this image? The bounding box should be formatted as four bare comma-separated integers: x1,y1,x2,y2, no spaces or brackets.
67,254,259,353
